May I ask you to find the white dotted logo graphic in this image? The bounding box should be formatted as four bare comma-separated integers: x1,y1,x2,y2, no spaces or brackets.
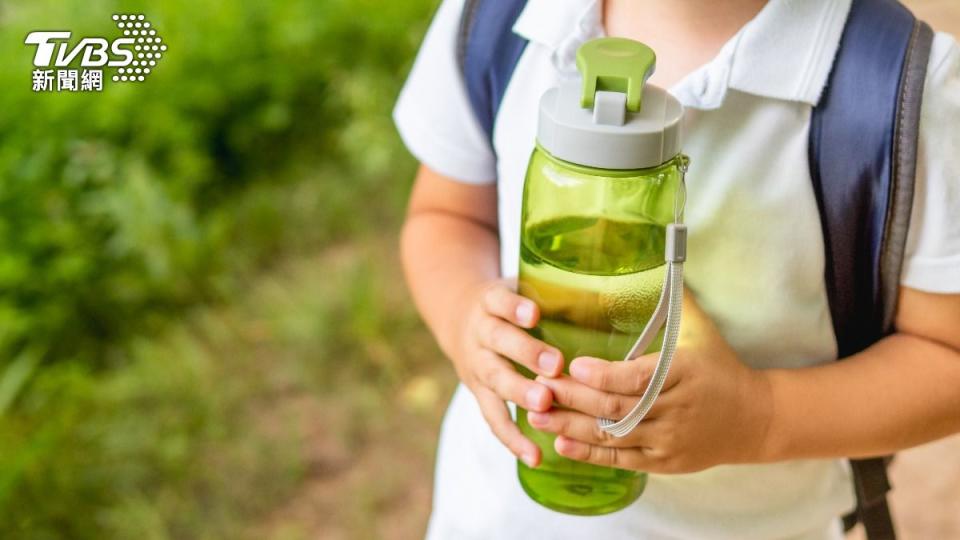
25,13,170,92
111,14,167,83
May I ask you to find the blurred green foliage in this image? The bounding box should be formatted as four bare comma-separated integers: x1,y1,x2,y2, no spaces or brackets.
0,0,439,537
0,0,429,369
1,241,446,539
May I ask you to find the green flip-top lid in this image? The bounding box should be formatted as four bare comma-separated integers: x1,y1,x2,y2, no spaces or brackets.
537,37,683,170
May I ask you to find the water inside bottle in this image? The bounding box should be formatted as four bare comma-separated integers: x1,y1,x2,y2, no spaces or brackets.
517,215,665,515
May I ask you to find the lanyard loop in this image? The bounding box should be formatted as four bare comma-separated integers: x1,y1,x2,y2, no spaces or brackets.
597,163,688,438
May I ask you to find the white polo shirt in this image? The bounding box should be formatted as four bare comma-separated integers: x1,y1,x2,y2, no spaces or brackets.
393,0,960,538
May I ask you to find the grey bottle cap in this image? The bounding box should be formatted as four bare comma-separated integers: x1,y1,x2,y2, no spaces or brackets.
537,79,683,170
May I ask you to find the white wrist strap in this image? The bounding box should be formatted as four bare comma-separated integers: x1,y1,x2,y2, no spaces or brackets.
597,222,686,438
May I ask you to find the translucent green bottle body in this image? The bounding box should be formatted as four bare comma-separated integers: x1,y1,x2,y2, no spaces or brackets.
516,145,684,515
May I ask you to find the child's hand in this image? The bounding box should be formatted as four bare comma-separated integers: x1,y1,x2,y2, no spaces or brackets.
451,279,565,467
526,292,774,473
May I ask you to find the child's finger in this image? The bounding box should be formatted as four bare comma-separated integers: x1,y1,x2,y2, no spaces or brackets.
474,387,541,467
535,374,634,420
568,354,682,395
526,408,649,448
476,349,553,412
554,436,652,471
476,316,563,377
481,283,539,328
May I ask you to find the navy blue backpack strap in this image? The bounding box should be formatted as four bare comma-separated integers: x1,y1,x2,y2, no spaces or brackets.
809,0,933,358
810,0,933,539
457,0,529,146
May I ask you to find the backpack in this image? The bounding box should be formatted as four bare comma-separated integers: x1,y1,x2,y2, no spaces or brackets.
455,0,935,538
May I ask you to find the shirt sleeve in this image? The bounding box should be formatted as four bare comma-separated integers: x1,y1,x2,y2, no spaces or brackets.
901,32,960,293
392,0,497,184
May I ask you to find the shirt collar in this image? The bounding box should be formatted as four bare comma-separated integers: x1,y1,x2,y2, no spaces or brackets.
512,0,853,110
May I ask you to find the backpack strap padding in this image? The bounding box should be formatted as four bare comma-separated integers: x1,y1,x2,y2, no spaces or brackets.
811,1,934,539
880,19,935,332
809,0,918,360
855,20,932,540
457,0,529,145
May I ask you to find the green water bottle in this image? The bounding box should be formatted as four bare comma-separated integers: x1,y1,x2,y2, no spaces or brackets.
516,37,688,515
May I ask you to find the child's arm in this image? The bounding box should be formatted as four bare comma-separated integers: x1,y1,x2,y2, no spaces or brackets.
763,287,960,460
524,287,960,473
400,164,565,467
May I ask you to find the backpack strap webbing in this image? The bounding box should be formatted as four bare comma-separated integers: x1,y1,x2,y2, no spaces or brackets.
457,0,529,144
810,0,934,538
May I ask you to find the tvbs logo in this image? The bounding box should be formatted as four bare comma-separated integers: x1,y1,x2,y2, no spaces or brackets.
25,14,167,92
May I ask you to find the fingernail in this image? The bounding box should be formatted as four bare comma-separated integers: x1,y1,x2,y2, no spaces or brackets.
538,350,560,374
554,437,569,455
516,302,535,326
570,357,594,381
527,411,548,426
526,385,548,410
522,451,537,468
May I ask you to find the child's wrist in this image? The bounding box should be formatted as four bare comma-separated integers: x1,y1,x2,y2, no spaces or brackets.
755,368,797,463
739,367,781,464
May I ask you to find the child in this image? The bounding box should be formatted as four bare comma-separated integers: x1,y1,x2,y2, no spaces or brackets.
394,0,960,538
